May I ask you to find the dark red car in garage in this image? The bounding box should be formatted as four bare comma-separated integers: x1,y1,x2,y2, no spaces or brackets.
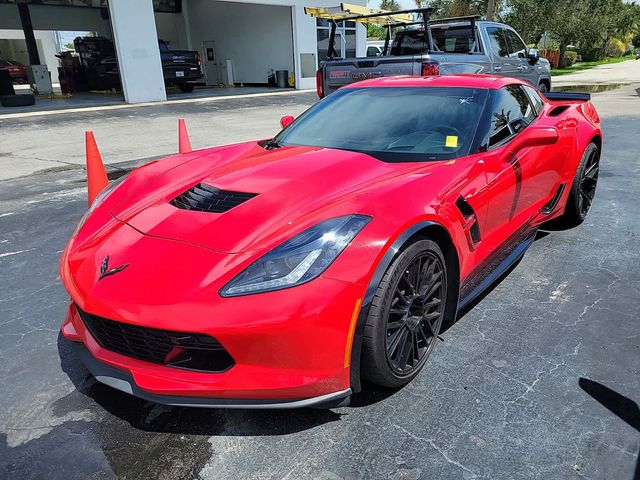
0,59,27,82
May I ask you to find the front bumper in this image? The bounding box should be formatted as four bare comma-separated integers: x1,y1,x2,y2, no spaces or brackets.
68,340,351,409
60,276,363,408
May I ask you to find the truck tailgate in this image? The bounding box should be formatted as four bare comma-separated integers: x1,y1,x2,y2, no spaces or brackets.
322,55,426,95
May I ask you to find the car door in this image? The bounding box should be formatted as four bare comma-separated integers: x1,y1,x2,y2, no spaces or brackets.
485,27,518,78
504,28,537,86
476,85,556,250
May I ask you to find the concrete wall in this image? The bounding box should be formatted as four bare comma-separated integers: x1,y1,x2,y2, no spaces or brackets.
186,0,366,89
0,4,110,36
187,0,294,85
154,12,189,50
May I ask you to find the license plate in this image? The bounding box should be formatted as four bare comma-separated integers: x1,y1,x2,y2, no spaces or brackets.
176,71,184,77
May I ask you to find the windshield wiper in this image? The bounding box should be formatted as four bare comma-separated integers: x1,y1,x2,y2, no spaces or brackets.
263,139,282,150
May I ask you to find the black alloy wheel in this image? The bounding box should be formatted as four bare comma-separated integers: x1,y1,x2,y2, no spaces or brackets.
385,251,445,375
578,146,600,217
362,239,448,388
546,142,600,229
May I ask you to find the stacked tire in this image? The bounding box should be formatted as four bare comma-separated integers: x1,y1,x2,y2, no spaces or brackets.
0,94,35,107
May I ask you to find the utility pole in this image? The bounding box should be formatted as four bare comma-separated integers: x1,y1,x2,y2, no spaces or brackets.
486,0,495,21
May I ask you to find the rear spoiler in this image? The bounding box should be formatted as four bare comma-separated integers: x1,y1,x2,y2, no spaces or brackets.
543,92,591,102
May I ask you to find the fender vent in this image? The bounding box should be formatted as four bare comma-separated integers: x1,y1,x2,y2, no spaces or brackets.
171,183,257,213
541,184,566,214
456,196,481,247
455,196,475,220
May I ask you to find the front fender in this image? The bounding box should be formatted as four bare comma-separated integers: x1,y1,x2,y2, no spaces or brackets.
346,217,461,393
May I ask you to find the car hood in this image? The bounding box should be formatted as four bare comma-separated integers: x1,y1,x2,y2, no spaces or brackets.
110,142,419,253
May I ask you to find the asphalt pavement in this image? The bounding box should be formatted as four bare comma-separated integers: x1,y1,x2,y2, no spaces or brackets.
0,78,639,479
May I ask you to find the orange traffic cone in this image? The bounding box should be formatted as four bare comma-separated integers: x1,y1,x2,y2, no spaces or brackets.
178,118,192,154
85,131,109,206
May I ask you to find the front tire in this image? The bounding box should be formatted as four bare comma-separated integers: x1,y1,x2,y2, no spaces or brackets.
361,239,448,388
551,142,600,229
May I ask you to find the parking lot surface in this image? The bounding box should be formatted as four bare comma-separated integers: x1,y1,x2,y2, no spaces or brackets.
0,83,638,479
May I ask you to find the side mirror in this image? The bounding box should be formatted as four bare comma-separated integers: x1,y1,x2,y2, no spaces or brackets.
280,115,295,129
527,48,540,64
501,126,559,162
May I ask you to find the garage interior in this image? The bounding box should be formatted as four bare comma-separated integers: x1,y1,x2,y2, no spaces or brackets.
0,0,337,111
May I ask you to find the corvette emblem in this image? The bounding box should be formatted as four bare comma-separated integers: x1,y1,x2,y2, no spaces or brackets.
98,256,129,281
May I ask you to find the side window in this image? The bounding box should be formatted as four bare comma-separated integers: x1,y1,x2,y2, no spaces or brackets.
487,85,536,148
366,46,379,57
392,31,428,56
505,30,528,59
431,26,476,54
486,27,509,58
522,85,545,116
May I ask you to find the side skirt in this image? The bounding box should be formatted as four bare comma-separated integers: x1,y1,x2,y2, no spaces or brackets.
458,226,538,310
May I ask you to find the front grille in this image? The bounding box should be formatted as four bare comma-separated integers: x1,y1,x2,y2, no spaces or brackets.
170,183,256,213
77,308,234,372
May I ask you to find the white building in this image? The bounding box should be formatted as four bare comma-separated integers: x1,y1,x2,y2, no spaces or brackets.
0,0,367,103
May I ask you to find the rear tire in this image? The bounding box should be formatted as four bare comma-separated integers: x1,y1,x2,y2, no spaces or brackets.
538,81,549,93
361,239,448,388
178,83,195,93
549,142,600,229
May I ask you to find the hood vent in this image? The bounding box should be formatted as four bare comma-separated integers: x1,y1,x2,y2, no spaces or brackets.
170,183,257,213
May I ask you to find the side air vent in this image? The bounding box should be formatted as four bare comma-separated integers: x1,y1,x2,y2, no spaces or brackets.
455,196,474,220
455,196,481,248
541,184,566,214
548,105,569,117
171,183,257,213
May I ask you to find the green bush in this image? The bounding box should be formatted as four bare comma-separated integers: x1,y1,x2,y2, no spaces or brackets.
562,51,578,67
578,47,604,62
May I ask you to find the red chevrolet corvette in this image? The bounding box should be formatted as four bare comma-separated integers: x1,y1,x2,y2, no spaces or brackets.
60,75,601,408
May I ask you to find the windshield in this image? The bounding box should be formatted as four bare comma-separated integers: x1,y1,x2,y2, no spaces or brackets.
274,87,489,162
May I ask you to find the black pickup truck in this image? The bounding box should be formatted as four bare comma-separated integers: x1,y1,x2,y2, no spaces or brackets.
74,37,203,93
158,40,202,92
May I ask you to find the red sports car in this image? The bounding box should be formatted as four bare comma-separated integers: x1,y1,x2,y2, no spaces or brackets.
60,75,601,408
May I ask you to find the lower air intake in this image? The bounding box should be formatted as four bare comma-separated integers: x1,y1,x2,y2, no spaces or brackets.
77,307,234,372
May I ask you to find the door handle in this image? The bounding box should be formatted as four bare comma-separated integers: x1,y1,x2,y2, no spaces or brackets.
494,65,502,71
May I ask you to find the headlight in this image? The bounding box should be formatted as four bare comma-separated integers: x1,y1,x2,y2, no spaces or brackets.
220,214,371,297
72,173,128,237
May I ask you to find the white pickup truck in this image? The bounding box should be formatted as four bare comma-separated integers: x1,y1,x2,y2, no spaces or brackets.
317,12,551,98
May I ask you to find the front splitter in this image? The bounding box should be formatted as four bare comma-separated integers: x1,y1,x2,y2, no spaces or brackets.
70,341,351,409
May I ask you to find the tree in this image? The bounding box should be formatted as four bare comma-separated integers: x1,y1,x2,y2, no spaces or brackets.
505,0,640,64
367,0,401,40
380,0,401,10
426,0,505,20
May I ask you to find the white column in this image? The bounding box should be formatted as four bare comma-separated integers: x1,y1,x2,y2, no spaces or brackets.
291,5,318,90
108,0,166,103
